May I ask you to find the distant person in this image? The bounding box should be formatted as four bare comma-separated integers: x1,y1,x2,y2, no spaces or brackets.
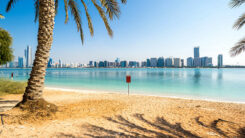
11,72,13,79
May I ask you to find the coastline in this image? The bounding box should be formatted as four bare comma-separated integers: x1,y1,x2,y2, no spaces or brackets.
45,86,245,105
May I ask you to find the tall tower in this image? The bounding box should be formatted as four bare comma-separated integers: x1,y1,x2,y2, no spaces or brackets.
218,54,223,67
26,45,32,68
194,47,200,58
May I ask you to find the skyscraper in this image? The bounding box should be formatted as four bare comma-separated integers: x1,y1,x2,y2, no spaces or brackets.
150,58,158,67
18,57,25,68
174,58,181,67
187,57,193,67
165,58,173,67
157,57,164,67
146,59,151,67
218,54,223,67
194,47,200,58
25,45,32,68
48,58,53,68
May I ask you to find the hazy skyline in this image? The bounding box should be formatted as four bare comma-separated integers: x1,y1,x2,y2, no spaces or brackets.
1,0,245,65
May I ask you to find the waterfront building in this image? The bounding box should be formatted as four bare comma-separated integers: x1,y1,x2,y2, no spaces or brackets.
18,57,25,68
150,58,158,67
141,61,147,67
174,58,181,67
120,61,128,68
157,57,164,67
207,57,213,67
115,58,120,67
181,59,184,67
129,61,138,68
48,58,53,68
94,62,98,68
89,61,93,67
146,59,151,67
218,54,223,67
25,45,32,68
104,61,109,67
194,47,200,58
187,57,193,67
59,59,62,68
193,57,201,67
165,58,174,67
109,62,116,67
99,61,105,67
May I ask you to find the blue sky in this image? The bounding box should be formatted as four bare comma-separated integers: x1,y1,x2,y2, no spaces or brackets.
1,0,245,65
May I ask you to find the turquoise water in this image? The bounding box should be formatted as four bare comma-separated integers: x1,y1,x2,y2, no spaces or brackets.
0,68,245,103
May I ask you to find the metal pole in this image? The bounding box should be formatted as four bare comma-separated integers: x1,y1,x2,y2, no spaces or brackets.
128,83,129,95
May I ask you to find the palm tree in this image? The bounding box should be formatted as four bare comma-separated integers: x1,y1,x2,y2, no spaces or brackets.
230,0,245,56
6,0,126,110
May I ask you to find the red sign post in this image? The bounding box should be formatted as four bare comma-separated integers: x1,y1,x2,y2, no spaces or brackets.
126,75,131,95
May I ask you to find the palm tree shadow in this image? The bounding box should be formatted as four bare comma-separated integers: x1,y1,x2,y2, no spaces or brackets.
83,114,200,138
195,116,243,138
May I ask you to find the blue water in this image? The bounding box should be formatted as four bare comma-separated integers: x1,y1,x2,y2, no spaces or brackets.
0,68,245,103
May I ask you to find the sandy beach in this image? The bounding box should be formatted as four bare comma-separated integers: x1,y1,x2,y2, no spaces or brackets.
0,89,244,138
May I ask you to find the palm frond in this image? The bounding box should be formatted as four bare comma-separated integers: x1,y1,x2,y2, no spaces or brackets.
55,0,59,15
100,0,120,20
230,0,245,8
6,0,19,12
91,0,113,37
34,0,39,22
64,0,69,23
121,0,126,4
69,0,84,44
230,37,245,56
81,0,94,36
233,13,245,30
0,14,4,19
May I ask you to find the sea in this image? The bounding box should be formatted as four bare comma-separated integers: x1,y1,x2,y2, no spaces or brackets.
0,68,245,103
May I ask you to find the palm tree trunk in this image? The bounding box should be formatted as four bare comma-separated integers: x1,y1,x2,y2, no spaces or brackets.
21,0,55,103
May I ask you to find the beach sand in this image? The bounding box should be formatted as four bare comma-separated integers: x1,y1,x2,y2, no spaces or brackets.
0,89,244,138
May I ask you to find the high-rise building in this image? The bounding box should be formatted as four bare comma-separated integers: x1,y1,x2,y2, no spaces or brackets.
150,58,158,67
165,58,173,67
187,57,193,67
194,47,200,58
104,61,109,67
18,57,25,68
129,61,138,68
89,61,93,67
146,59,151,67
157,57,164,67
115,58,120,67
94,62,98,68
98,61,104,67
207,57,213,67
141,61,147,67
59,59,62,68
48,58,53,68
218,54,223,67
120,61,128,68
181,59,184,67
193,58,201,67
25,45,32,68
174,58,181,67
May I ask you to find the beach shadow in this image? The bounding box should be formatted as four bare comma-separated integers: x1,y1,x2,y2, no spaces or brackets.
195,116,243,138
0,100,19,104
83,114,200,138
0,100,18,112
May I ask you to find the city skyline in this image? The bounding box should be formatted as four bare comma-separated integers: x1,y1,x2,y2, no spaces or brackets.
1,0,245,65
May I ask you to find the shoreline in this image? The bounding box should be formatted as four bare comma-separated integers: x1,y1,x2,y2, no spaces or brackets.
45,86,245,105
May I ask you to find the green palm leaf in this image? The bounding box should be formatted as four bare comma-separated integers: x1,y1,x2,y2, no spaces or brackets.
230,0,245,8
68,0,84,44
230,37,245,56
233,13,245,30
